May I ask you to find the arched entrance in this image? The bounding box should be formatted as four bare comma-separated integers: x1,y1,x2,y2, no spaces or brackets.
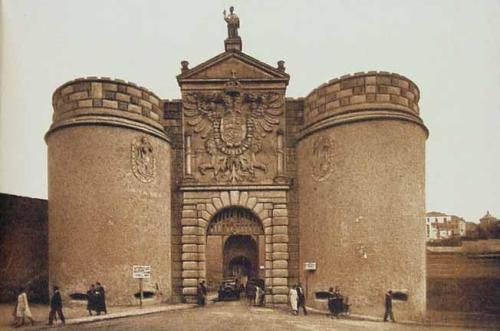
205,207,264,289
224,235,258,281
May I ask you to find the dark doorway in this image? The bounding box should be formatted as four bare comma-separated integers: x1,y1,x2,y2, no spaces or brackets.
223,235,258,281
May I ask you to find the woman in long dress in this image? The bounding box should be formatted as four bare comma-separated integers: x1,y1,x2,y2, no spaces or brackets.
15,288,34,326
289,285,298,315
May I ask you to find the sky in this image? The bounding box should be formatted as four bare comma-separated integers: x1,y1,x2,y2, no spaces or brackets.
1,0,499,222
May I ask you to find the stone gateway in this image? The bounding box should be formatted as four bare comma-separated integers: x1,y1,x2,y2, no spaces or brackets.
45,7,428,320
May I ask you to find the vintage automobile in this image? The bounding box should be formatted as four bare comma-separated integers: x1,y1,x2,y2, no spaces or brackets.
217,279,241,301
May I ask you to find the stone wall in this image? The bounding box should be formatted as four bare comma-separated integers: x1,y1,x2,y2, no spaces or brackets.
47,77,172,305
0,194,48,303
297,72,428,320
284,98,304,287
303,71,420,131
162,99,184,302
427,247,500,312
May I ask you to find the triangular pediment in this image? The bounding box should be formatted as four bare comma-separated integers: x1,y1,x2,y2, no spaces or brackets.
177,52,289,82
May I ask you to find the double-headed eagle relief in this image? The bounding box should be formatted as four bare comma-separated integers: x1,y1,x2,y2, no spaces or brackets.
183,77,284,183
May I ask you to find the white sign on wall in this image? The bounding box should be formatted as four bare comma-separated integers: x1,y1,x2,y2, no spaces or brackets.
133,265,151,279
304,262,317,271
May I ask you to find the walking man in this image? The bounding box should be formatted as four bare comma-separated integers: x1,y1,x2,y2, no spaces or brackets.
95,282,107,315
47,286,65,326
383,290,395,322
296,283,308,315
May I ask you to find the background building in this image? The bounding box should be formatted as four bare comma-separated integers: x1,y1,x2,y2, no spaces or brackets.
426,212,466,241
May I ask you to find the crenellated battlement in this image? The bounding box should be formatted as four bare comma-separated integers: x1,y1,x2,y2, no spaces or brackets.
302,71,422,135
51,77,162,124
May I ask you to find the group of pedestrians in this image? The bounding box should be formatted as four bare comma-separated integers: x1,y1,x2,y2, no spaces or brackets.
86,282,107,316
288,283,307,316
11,282,107,327
327,286,347,318
244,280,265,306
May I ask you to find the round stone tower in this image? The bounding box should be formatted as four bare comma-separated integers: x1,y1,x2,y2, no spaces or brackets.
46,77,172,305
297,72,428,320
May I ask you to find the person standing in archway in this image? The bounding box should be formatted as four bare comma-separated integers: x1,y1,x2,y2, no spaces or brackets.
197,281,207,306
289,285,298,315
296,282,308,315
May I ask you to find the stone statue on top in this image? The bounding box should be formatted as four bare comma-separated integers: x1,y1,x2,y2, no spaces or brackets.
223,6,240,39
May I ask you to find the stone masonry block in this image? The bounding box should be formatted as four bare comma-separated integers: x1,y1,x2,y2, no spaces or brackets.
246,197,257,210
127,86,142,97
230,190,239,205
258,209,269,220
272,260,288,269
182,261,198,270
68,91,89,101
253,203,264,215
273,217,288,226
181,253,201,261
263,218,272,228
182,270,199,279
220,191,230,206
265,236,273,244
273,278,288,286
239,191,249,206
182,210,197,219
182,244,198,253
273,243,288,252
182,287,198,296
198,210,211,221
212,197,223,210
206,203,217,215
128,104,141,114
78,100,92,108
102,99,118,109
181,235,203,244
272,252,289,260
198,219,208,229
272,234,289,243
273,209,288,217
264,227,273,235
273,226,288,235
272,269,289,278
91,82,103,98
272,286,289,295
182,278,199,287
116,92,131,102
182,226,203,236
376,94,390,102
265,243,273,253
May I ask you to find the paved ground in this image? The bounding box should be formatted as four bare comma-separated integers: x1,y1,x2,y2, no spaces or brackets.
8,300,496,331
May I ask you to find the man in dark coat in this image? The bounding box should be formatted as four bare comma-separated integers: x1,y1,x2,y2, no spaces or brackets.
47,286,65,325
86,284,96,316
296,283,307,315
197,281,207,306
95,282,107,315
383,290,395,322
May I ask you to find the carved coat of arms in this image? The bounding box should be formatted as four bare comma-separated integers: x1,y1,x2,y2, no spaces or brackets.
131,136,156,183
312,136,334,181
183,82,283,183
